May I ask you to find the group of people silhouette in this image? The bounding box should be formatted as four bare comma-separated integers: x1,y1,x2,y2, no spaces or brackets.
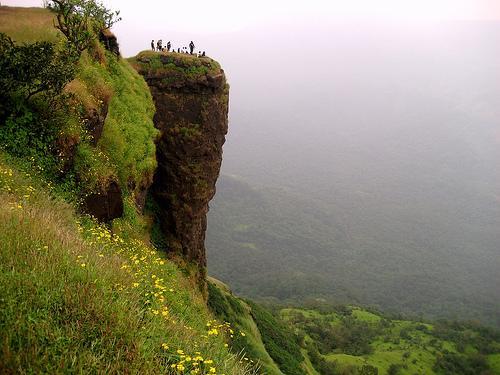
150,40,205,57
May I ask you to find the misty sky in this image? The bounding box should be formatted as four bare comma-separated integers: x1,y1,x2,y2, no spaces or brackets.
4,1,500,41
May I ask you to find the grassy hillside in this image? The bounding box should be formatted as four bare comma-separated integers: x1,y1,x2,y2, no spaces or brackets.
0,6,60,43
0,6,252,374
0,154,257,374
281,305,500,375
207,279,321,375
207,279,285,375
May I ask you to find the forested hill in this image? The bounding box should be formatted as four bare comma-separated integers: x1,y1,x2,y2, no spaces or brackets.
207,173,500,328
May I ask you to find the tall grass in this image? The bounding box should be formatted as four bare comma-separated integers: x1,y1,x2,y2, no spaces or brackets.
0,155,255,374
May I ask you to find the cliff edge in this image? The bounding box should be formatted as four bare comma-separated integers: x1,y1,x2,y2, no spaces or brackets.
131,51,229,287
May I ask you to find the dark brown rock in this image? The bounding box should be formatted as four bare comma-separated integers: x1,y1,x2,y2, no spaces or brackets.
82,180,124,222
55,132,79,174
99,29,120,57
85,104,108,146
134,53,229,289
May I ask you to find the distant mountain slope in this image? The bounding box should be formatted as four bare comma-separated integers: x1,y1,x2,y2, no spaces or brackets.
206,175,500,327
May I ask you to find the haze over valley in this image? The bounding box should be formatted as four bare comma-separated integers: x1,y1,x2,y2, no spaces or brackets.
206,21,500,326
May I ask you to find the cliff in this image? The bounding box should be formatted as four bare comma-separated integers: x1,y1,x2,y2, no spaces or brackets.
131,51,229,287
0,7,247,373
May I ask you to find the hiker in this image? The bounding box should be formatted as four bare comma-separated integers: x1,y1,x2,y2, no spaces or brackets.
189,41,195,54
201,51,205,57
167,41,171,52
177,47,180,53
151,40,155,51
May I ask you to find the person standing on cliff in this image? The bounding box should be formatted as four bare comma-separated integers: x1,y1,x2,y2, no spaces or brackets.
189,41,195,54
167,41,171,52
151,40,155,51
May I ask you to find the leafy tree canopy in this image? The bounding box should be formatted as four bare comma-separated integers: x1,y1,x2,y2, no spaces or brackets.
45,0,121,53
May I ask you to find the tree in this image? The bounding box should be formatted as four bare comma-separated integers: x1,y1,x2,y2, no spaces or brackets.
0,33,77,120
45,0,121,53
360,365,379,375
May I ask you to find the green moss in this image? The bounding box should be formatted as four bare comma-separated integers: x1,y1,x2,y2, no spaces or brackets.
179,124,202,139
73,142,116,192
77,52,158,196
111,196,151,242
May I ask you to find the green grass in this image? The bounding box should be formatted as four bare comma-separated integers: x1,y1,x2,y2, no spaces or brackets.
0,154,254,374
129,50,222,83
246,301,306,375
73,142,116,192
300,349,321,375
1,6,158,203
351,308,382,323
0,5,254,374
0,6,61,43
488,354,500,374
281,306,500,375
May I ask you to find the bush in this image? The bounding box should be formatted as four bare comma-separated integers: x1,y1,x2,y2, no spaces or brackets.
387,363,403,375
0,33,77,122
433,352,489,375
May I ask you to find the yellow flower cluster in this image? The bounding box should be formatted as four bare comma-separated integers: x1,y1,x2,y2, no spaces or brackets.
168,350,224,375
0,161,253,375
204,320,235,339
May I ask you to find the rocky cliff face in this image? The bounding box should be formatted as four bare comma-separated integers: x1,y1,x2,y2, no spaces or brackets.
132,52,229,286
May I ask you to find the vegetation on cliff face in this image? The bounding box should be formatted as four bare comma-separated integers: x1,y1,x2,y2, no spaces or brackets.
0,5,250,374
130,51,222,85
0,5,157,218
208,282,281,374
